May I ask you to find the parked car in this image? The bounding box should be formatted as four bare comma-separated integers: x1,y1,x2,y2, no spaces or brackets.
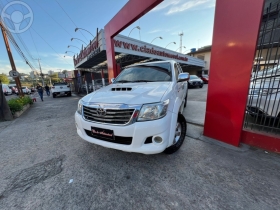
20,86,31,94
75,60,189,154
199,74,209,84
94,80,104,90
1,84,12,95
8,85,17,94
188,75,203,88
247,69,280,121
51,82,71,98
29,87,35,92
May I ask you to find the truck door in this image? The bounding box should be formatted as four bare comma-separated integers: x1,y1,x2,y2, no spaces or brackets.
174,63,184,101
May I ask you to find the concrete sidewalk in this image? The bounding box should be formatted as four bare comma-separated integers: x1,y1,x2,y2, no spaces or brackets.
183,100,206,126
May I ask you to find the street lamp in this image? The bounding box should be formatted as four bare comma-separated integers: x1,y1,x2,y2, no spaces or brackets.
176,46,186,52
128,26,141,39
68,45,80,50
75,28,95,38
151,36,163,43
165,42,176,48
71,38,87,45
65,51,76,54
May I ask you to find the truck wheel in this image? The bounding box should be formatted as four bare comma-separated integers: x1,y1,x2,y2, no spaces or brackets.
164,114,187,154
53,93,56,98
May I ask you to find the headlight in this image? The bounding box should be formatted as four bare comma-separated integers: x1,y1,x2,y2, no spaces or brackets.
77,100,83,115
137,99,169,121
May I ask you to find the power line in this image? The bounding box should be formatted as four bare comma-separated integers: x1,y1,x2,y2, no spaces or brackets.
0,18,36,71
0,0,38,68
5,27,37,71
31,0,73,38
0,0,73,71
29,29,40,60
31,27,74,67
54,0,89,41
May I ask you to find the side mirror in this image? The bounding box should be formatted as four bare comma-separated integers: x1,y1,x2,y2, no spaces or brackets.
111,78,115,83
178,73,189,82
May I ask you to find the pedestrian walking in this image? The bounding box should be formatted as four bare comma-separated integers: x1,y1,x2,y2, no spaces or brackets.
45,84,50,96
36,83,44,101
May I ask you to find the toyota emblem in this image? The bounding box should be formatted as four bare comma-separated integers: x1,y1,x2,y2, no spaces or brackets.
97,108,106,116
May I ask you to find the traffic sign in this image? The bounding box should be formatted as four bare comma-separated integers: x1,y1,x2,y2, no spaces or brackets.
9,70,19,78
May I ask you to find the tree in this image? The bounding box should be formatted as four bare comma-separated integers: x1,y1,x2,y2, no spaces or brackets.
49,73,60,83
0,74,9,84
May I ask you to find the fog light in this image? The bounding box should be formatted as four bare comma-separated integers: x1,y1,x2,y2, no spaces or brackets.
153,136,163,144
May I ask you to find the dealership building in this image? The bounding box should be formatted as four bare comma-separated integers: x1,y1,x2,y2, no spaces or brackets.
72,29,205,84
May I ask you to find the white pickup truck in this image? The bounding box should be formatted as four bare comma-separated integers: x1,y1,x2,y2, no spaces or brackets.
75,60,189,154
51,82,71,98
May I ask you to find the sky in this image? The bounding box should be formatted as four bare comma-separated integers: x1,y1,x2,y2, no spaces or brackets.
0,0,215,75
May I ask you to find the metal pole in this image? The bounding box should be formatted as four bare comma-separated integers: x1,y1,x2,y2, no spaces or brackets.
36,59,44,86
0,21,24,97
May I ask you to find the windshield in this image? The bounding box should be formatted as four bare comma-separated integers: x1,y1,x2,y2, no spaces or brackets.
114,62,172,83
190,75,199,79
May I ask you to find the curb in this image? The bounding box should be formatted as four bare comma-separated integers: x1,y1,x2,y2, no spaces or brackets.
186,120,204,127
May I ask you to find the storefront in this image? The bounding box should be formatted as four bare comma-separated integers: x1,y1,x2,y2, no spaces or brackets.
73,29,205,75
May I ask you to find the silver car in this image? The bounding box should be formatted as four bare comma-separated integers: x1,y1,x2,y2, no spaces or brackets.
247,68,280,119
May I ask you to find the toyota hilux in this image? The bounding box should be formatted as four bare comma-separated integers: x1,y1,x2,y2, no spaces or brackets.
75,60,189,154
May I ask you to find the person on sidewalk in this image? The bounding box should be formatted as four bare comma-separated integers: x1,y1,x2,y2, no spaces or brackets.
36,83,44,101
45,84,50,96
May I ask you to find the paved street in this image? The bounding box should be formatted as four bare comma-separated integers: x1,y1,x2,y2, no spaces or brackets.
188,84,208,102
0,90,280,210
4,94,18,101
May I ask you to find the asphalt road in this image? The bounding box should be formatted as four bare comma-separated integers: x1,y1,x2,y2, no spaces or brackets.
4,93,18,101
0,89,280,209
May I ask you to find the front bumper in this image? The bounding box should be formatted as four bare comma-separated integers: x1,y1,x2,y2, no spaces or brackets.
75,111,172,154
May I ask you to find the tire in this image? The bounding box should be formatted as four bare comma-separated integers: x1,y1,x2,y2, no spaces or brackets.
68,92,72,97
53,93,56,98
184,91,188,108
199,84,203,88
164,114,187,154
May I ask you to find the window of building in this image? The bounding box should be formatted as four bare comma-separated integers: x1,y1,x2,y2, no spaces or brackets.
197,55,205,60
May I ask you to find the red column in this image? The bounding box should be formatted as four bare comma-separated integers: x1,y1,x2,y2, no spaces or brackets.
116,64,121,76
104,0,163,81
204,0,264,146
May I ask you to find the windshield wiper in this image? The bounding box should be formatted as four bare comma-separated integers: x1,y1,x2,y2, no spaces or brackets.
132,80,153,83
115,80,131,83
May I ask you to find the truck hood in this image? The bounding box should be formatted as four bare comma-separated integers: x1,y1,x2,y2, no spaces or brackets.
81,82,171,105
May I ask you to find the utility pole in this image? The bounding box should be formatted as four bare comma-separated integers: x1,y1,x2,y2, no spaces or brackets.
178,32,184,53
34,58,44,86
0,21,24,97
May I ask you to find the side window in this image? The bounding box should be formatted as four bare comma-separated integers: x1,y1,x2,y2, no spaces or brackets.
177,64,183,73
174,64,179,80
197,55,205,60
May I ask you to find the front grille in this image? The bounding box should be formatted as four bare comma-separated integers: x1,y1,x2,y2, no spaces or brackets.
84,129,132,145
83,106,135,125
